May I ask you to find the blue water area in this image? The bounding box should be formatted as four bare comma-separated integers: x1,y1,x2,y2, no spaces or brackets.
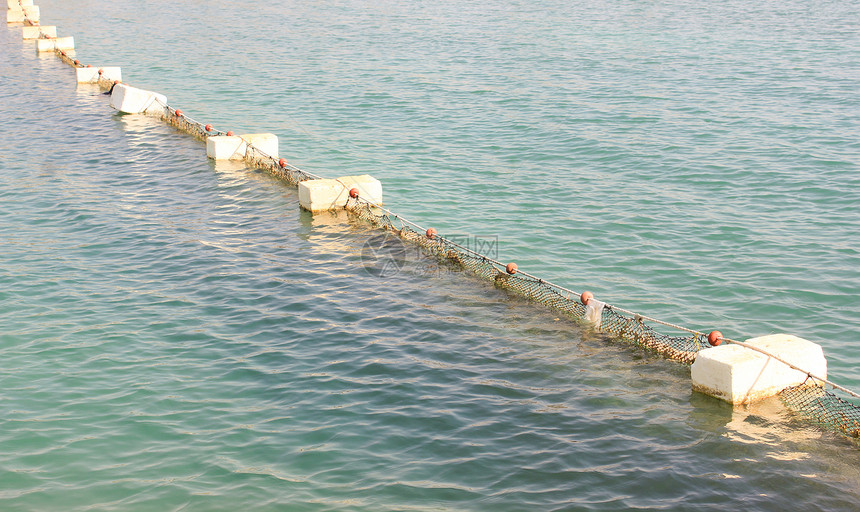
2,0,859,510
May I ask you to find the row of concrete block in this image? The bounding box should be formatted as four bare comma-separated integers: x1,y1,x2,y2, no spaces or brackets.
8,2,384,215
109,83,383,214
8,3,78,55
6,0,37,23
17,25,119,83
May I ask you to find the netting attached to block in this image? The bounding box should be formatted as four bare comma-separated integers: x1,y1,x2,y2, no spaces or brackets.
780,382,860,439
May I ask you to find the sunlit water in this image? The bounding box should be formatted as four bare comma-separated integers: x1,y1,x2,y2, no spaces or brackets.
1,0,859,510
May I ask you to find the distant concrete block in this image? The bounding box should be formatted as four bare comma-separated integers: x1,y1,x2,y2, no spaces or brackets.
109,83,167,115
206,136,246,160
6,4,38,23
691,334,827,404
36,36,74,52
76,66,121,83
241,133,279,159
298,175,383,213
22,25,55,39
206,133,278,160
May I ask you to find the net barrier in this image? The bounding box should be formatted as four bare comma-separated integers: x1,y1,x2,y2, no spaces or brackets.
780,381,860,439
13,1,860,442
348,199,709,366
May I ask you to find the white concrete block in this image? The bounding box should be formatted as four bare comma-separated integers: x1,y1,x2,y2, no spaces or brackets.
691,334,827,404
6,4,38,23
206,136,246,160
22,25,55,39
36,36,74,52
109,83,167,115
76,66,122,83
241,133,279,159
8,0,34,7
298,175,383,213
205,133,278,160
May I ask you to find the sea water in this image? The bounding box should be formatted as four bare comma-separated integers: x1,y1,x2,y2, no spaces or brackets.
1,0,859,510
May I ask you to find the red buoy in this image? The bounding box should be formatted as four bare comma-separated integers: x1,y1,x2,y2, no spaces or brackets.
97,68,103,75
175,109,183,117
204,124,213,132
426,228,437,239
506,262,518,275
225,131,234,136
86,64,92,68
279,158,287,168
349,188,359,199
707,331,723,346
580,291,594,305
73,59,80,66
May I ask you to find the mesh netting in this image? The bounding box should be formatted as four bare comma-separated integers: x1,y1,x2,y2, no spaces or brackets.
779,383,860,439
161,110,212,141
347,199,701,364
244,145,318,186
154,114,320,186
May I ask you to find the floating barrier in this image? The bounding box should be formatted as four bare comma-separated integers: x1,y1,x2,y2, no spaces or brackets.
206,133,279,160
692,334,827,404
35,35,72,52
299,175,383,213
10,1,860,440
6,3,37,23
76,66,121,84
21,23,51,38
109,83,165,114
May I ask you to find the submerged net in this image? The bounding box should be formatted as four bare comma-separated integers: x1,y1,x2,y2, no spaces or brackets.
780,382,860,439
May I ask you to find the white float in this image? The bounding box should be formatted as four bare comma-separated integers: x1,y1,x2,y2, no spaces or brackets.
691,334,827,404
7,0,34,7
76,66,121,84
298,175,383,213
6,4,38,23
239,133,278,159
35,36,74,52
109,83,167,115
22,25,55,39
205,135,245,160
206,133,278,161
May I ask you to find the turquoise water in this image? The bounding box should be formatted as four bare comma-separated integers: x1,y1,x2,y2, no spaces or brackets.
2,0,859,509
